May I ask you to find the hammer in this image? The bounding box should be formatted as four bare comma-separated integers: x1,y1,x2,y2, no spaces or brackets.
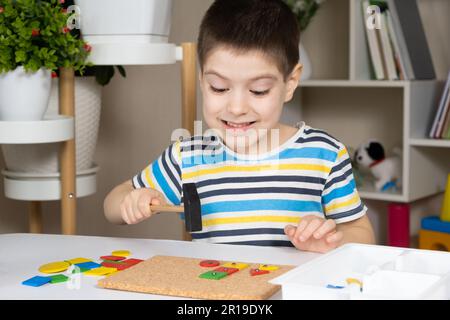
149,183,202,232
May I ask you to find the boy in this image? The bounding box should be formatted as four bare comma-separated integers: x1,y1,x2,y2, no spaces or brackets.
104,0,375,253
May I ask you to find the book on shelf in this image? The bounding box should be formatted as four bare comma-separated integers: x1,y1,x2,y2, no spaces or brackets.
441,93,450,139
379,12,398,80
362,0,385,80
362,0,435,81
385,10,406,80
386,0,435,80
429,71,450,139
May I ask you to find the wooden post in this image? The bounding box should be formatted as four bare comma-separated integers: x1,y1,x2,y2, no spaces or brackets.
59,68,77,235
29,201,43,234
181,43,197,241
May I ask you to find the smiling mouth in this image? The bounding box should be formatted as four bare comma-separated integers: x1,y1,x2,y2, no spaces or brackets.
221,120,256,129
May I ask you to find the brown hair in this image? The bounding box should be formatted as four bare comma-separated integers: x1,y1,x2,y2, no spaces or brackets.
197,0,300,80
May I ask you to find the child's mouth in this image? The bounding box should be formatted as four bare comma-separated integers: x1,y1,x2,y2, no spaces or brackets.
221,120,256,130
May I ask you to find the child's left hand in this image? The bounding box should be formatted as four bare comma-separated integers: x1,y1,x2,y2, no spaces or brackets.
284,215,344,253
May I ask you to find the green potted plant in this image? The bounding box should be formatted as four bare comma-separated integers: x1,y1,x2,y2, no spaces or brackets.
0,0,126,174
0,0,90,120
29,0,128,174
283,0,326,80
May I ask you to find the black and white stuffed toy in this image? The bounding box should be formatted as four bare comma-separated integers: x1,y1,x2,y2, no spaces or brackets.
354,140,402,192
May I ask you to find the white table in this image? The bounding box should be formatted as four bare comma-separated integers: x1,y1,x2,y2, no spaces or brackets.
0,233,320,300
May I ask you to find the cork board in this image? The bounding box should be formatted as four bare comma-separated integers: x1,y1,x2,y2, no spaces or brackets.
98,255,294,300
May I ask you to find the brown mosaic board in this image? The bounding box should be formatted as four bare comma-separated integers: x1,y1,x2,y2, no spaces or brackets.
98,255,294,300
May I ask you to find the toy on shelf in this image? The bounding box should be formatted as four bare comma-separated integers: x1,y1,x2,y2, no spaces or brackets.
419,175,450,252
348,146,364,188
388,203,410,248
354,140,402,192
419,216,450,252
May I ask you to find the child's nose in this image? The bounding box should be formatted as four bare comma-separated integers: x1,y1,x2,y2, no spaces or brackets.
227,92,249,116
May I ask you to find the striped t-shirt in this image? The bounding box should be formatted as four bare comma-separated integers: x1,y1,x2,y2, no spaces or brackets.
132,122,367,247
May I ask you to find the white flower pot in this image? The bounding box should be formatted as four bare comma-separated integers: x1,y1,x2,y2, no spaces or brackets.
74,0,173,44
1,77,102,173
0,67,51,120
299,43,312,81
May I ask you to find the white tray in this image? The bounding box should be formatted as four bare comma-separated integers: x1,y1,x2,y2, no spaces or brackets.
270,243,450,300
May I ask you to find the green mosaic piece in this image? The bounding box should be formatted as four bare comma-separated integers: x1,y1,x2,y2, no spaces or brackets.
50,274,69,284
199,271,228,280
71,267,89,274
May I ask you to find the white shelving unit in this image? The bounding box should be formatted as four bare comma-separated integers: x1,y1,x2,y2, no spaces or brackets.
0,42,197,237
409,139,450,148
0,115,74,144
0,115,99,203
299,79,446,203
297,0,450,246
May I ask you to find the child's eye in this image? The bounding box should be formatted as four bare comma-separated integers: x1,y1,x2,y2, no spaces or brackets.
250,89,270,96
210,86,229,93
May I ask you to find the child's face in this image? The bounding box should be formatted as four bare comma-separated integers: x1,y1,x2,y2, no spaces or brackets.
200,46,301,152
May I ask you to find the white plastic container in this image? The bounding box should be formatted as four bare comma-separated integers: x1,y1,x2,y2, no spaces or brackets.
0,67,51,120
74,0,173,44
270,243,450,300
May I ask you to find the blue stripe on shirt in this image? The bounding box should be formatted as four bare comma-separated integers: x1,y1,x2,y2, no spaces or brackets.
152,160,179,205
182,147,337,168
322,179,356,205
201,199,323,215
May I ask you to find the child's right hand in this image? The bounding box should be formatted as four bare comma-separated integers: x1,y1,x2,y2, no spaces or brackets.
119,188,166,225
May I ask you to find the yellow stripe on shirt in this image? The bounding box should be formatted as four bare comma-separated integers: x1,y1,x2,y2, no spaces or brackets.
182,163,330,180
144,166,156,189
337,147,347,159
203,215,301,227
325,193,360,213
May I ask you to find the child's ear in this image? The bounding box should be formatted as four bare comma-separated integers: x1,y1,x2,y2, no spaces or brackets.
284,63,302,102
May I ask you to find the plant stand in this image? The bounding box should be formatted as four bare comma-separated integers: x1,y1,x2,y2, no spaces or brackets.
1,43,197,237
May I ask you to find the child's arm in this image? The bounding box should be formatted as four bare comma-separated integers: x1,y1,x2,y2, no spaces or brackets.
336,214,375,245
103,179,166,225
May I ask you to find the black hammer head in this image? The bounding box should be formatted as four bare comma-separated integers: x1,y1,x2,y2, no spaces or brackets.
182,183,202,232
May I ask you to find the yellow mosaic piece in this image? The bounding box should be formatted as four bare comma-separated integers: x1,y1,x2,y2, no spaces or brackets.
39,261,71,274
84,267,117,276
66,258,92,265
258,264,279,271
222,262,248,270
111,250,130,257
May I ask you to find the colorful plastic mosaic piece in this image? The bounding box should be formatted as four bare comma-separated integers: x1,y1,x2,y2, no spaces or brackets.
199,260,220,268
50,274,69,284
66,258,92,264
199,270,228,280
222,262,248,270
74,261,101,270
122,258,143,266
100,255,126,261
250,268,270,276
111,250,130,257
214,267,239,275
22,276,51,287
326,284,345,289
84,267,117,276
38,261,71,274
258,264,279,271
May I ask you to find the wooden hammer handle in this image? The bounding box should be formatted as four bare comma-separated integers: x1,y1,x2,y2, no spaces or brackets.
150,204,184,213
